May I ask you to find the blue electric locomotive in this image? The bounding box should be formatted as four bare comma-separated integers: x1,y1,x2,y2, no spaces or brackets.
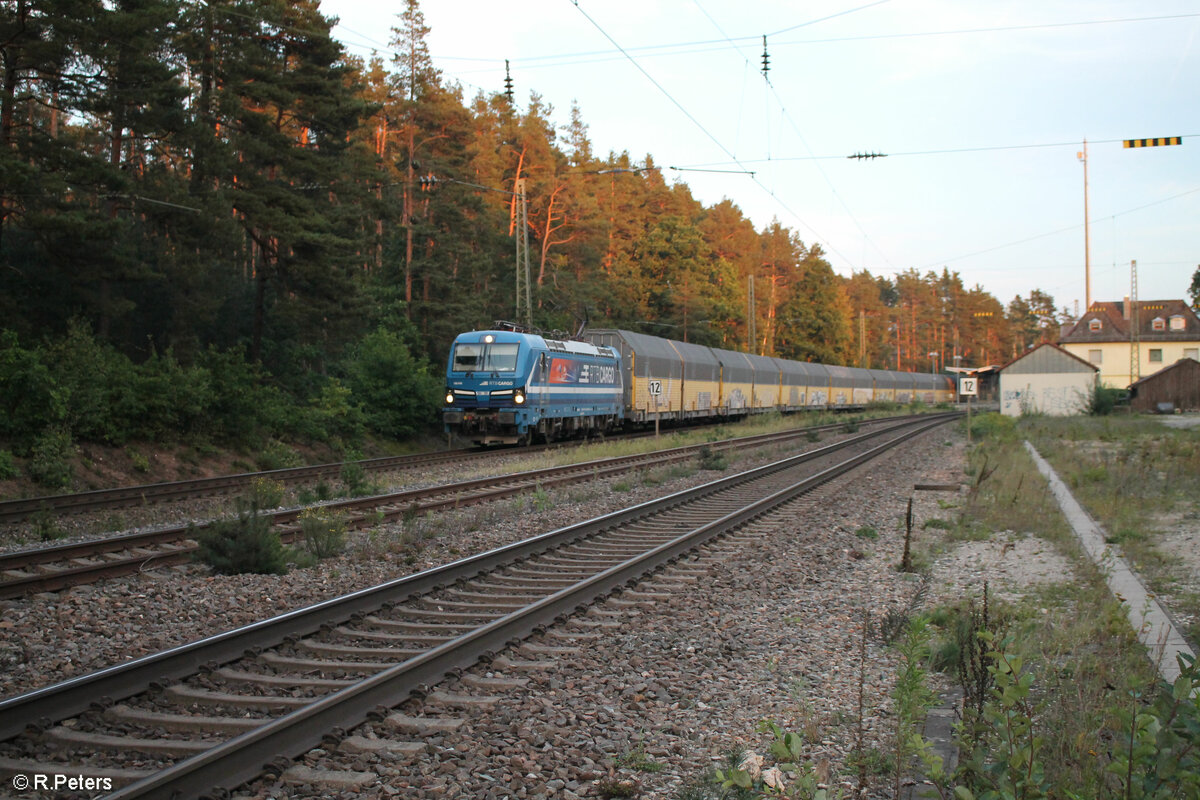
443,329,624,445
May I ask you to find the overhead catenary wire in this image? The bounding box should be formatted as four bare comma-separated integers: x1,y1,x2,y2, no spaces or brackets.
920,184,1200,270
567,0,855,264
393,12,1200,75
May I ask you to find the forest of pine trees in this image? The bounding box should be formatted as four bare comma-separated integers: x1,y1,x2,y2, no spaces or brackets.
0,0,1069,462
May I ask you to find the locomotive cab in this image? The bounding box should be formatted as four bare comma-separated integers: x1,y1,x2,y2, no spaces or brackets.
443,331,534,445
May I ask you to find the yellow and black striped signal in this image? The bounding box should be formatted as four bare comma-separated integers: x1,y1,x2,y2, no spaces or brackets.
1123,136,1182,148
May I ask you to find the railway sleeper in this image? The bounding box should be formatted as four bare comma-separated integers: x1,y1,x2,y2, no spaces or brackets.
385,713,465,735
398,606,505,623
518,642,580,657
164,684,311,711
490,655,556,672
282,764,376,792
257,652,390,674
460,674,529,692
422,691,501,710
213,667,353,690
359,615,477,634
45,725,210,757
331,626,453,646
420,597,529,612
297,640,424,660
104,704,262,735
336,735,426,756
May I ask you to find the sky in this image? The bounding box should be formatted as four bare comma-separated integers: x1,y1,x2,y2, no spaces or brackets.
318,0,1200,316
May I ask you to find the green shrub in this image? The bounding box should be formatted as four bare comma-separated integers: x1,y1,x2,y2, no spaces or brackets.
257,439,303,471
27,426,75,489
194,502,287,575
967,412,1016,442
0,449,18,480
338,327,441,439
0,330,66,446
302,379,365,443
698,445,728,471
339,454,375,497
297,482,332,505
1087,384,1126,416
297,507,347,560
124,446,150,473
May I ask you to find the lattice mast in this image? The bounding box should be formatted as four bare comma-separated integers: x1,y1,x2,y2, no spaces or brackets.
1129,259,1139,383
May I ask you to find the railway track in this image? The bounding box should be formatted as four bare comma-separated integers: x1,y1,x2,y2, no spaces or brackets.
0,416,944,599
0,446,553,525
0,413,953,799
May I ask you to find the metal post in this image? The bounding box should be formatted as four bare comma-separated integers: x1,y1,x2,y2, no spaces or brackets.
514,179,532,330
1130,259,1139,384
1078,140,1091,310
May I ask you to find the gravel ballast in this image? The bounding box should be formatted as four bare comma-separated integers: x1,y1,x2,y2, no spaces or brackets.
1,424,1002,800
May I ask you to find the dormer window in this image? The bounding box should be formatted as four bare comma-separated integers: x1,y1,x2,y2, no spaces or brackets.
1152,317,1166,331
1170,315,1186,331
1088,318,1102,332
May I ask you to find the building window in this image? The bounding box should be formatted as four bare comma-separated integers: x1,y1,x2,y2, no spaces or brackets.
1170,315,1186,331
1088,349,1102,364
1152,317,1165,331
1088,318,1102,332
1186,348,1199,361
1149,349,1163,363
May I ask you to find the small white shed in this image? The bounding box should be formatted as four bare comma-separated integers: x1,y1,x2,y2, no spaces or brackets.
998,343,1098,417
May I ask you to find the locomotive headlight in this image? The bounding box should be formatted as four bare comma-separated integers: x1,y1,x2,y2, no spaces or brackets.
445,391,455,404
513,388,526,404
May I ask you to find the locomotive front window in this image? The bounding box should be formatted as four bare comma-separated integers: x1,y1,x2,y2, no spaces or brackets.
452,344,483,372
452,342,520,372
485,343,519,372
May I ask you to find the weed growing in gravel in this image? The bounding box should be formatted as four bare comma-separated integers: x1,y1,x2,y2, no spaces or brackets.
596,777,640,798
31,511,66,542
297,507,347,560
248,477,285,508
854,526,878,540
710,721,844,799
530,484,552,512
889,617,935,799
615,745,664,773
698,446,728,471
339,452,380,497
297,481,332,505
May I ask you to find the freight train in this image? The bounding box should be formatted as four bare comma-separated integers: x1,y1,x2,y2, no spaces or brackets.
442,325,955,445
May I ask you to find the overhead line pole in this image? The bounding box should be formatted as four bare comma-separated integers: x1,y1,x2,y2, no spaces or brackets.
1078,139,1091,311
